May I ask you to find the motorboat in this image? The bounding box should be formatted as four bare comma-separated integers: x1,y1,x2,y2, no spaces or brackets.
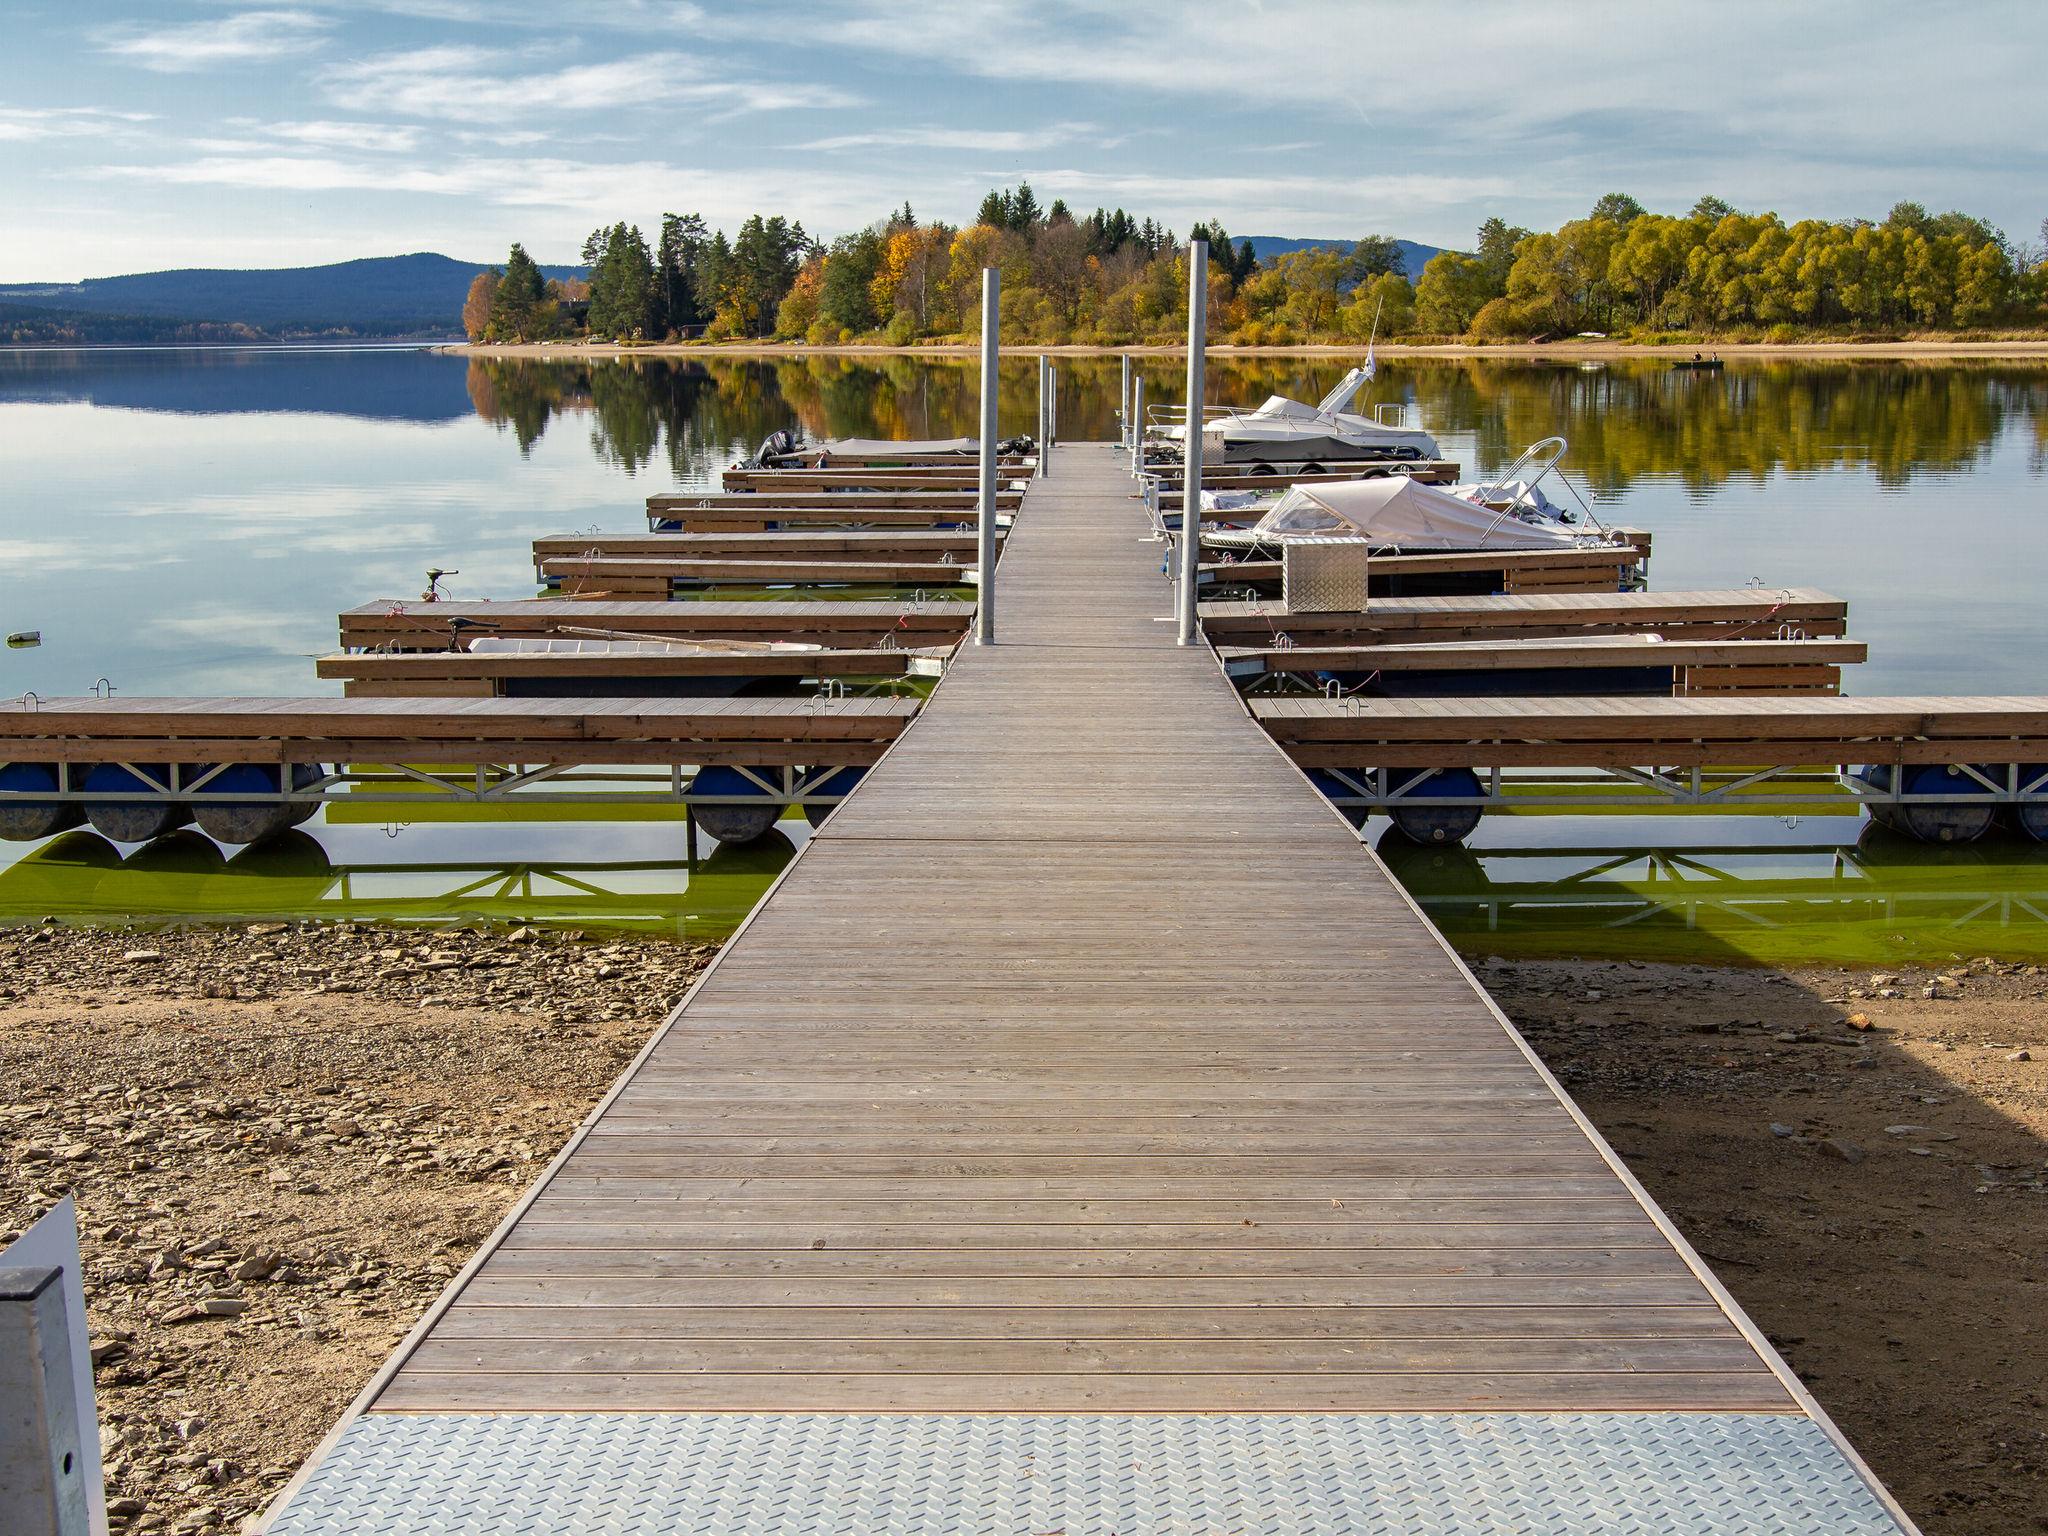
744,430,1035,468
1151,366,1440,466
1202,437,1603,553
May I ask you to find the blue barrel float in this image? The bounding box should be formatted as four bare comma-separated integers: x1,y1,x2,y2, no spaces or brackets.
0,762,88,841
689,764,784,845
1853,763,1996,844
2007,764,2048,842
799,765,866,827
82,763,193,844
1312,766,1485,846
190,763,326,845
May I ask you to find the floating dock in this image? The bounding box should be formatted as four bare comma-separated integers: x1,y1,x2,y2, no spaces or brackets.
337,599,972,650
263,444,1913,1535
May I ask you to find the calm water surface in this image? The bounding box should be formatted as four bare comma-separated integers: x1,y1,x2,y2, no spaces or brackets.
3,345,2047,961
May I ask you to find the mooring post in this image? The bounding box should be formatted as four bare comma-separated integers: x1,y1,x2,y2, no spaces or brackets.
1131,373,1145,477
1049,364,1058,448
976,268,1000,646
1036,355,1052,480
1176,238,1208,645
1119,353,1132,446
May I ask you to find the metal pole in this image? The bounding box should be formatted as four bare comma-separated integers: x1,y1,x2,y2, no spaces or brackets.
1177,238,1208,645
1036,355,1052,479
1120,353,1133,446
1049,364,1058,448
1130,373,1145,476
976,268,999,646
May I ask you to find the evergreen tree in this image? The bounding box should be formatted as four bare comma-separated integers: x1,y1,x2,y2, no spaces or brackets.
1009,181,1041,231
1233,238,1258,284
488,243,548,341
659,211,710,330
975,189,1007,227
1689,196,1736,223
588,222,658,339
1047,197,1072,225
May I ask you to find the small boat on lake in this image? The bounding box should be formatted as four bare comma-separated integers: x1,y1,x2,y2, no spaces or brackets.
1672,355,1724,372
1153,365,1441,467
1201,436,1607,555
744,430,1035,468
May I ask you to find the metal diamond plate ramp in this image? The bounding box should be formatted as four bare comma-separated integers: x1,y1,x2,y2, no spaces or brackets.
266,1412,1907,1534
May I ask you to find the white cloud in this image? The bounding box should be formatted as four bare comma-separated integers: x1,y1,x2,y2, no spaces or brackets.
320,47,860,124
100,9,333,72
230,118,424,153
92,150,925,237
799,123,1098,154
0,106,153,143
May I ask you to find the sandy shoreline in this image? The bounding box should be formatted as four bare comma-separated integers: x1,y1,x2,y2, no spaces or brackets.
4,926,2043,1535
450,337,2048,362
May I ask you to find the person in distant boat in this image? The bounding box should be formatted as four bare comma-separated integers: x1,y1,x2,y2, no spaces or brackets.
1693,351,1703,361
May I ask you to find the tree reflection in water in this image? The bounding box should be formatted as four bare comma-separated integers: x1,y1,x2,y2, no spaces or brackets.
463,354,2048,492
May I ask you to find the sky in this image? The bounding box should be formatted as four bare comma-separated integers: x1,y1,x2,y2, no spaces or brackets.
4,0,2046,281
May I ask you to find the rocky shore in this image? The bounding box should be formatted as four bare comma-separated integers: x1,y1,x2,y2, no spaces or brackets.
0,923,712,1534
3,926,2043,1535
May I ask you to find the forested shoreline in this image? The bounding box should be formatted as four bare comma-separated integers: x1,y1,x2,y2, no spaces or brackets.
464,189,2048,350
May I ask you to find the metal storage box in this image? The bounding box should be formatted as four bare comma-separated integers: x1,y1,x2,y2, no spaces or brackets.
1282,536,1371,613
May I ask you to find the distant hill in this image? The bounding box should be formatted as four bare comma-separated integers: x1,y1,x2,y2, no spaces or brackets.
0,253,586,340
1245,237,1451,281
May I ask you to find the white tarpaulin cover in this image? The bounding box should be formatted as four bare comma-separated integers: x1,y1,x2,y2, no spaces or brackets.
818,437,979,457
1248,475,1594,550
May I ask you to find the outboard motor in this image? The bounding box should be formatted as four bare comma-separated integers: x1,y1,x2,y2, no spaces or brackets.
746,428,802,469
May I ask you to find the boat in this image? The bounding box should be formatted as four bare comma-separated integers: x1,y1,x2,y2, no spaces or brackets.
1150,366,1441,467
1201,436,1603,553
744,430,1035,468
1671,356,1724,372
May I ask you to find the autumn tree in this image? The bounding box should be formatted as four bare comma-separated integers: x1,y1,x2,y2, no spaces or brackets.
462,269,499,341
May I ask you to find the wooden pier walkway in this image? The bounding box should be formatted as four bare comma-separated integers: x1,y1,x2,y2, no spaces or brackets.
267,445,1910,1534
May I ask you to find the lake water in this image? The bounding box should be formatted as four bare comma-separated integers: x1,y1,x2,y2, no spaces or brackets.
4,344,2048,962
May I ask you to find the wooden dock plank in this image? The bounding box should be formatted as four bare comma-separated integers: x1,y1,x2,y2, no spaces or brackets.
361,443,1797,1418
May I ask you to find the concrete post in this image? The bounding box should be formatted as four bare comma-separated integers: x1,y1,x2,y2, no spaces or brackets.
1177,239,1208,645
0,1267,93,1535
976,268,1000,646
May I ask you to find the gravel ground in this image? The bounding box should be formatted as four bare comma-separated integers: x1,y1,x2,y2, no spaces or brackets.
0,922,712,1535
3,926,2043,1535
1486,954,2048,1536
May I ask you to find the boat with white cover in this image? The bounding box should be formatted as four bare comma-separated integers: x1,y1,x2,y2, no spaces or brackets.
1202,436,1609,553
1152,366,1440,466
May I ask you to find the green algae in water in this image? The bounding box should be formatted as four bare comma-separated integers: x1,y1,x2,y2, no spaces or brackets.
0,824,796,941
1381,821,2048,968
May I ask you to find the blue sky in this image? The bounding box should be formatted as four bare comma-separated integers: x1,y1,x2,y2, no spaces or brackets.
4,0,2045,280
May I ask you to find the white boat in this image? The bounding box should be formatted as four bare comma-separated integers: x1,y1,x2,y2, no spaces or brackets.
1154,366,1440,466
1202,438,1612,554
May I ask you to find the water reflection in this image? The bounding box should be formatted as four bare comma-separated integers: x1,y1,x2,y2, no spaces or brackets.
1381,820,2048,968
453,353,2048,493
8,345,2048,956
0,823,798,939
